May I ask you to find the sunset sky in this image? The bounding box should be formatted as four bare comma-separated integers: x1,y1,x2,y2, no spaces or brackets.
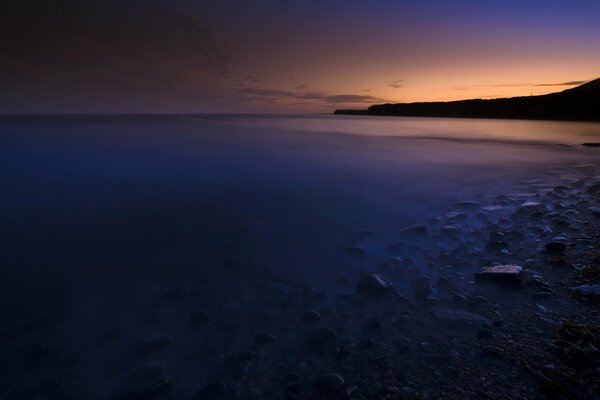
1,0,599,114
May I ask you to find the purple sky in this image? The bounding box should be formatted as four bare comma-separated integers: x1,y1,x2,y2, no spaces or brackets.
1,0,599,113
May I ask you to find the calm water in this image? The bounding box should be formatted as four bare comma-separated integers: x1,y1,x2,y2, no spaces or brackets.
1,115,599,290
2,114,600,397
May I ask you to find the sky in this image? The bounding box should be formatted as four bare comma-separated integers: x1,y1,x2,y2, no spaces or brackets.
1,0,599,114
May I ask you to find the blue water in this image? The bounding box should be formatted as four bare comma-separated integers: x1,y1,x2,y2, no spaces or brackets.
1,114,599,397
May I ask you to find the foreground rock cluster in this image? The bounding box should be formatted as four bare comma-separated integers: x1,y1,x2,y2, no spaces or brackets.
1,163,599,400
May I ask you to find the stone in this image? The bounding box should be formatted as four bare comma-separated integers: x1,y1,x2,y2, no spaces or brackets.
253,332,278,346
135,333,171,355
446,210,468,220
485,241,509,252
401,225,428,235
117,380,172,400
302,310,321,322
442,224,462,235
190,311,209,327
362,318,381,331
475,265,523,284
315,373,345,393
571,284,600,300
224,351,255,378
356,274,394,295
545,242,566,253
346,246,366,256
133,361,166,380
303,328,338,354
431,308,490,326
192,382,228,400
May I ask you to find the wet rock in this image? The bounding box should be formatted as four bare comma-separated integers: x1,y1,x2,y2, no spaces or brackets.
302,310,321,322
431,307,490,326
133,361,166,381
485,241,509,252
571,284,600,300
346,246,366,256
282,372,301,384
446,210,468,220
442,224,462,235
475,265,523,284
356,274,394,295
253,332,278,346
315,373,345,393
224,351,255,378
392,337,411,353
586,183,600,194
190,311,209,327
401,225,428,236
303,328,338,354
358,338,376,350
191,382,228,400
362,318,381,331
545,242,567,253
478,329,494,339
116,380,172,400
136,333,171,355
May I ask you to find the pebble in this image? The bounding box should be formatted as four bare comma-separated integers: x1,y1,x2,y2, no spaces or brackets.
356,274,394,295
545,242,566,253
302,310,321,322
253,332,278,346
191,382,228,400
303,328,338,354
315,373,345,393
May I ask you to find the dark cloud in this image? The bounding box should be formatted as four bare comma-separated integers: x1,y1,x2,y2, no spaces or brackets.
0,0,231,90
388,79,404,89
238,86,386,105
533,80,588,87
452,80,588,91
296,84,307,90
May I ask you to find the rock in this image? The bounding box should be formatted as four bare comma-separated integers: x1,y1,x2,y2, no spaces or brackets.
362,318,381,331
586,183,600,194
133,361,166,380
590,207,600,216
392,337,411,353
253,332,278,346
356,274,394,295
357,338,376,350
224,351,255,378
442,224,462,235
116,380,172,400
191,382,228,400
135,333,171,355
571,284,600,300
475,265,523,284
346,246,366,256
431,308,490,326
485,241,509,252
190,311,209,327
315,373,345,393
478,329,494,339
302,310,321,322
446,210,468,220
545,242,566,253
303,328,338,354
282,372,301,384
401,225,428,235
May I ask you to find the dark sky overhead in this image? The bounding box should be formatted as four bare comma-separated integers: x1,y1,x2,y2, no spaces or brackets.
1,0,599,114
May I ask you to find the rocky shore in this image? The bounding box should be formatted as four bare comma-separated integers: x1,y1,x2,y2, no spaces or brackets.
1,162,599,400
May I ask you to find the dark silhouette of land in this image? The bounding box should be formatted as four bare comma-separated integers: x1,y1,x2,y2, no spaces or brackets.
335,78,600,121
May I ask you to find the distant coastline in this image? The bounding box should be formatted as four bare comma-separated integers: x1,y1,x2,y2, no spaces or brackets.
335,78,600,122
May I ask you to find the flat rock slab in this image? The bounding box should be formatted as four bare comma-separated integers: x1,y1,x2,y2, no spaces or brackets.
571,284,600,300
475,265,523,284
